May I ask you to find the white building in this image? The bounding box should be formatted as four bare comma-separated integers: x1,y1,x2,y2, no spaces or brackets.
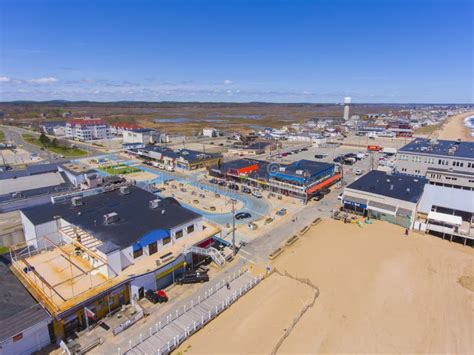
202,127,218,138
65,118,111,141
123,128,158,145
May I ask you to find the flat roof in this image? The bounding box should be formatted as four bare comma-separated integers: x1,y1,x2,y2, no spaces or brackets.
0,256,50,341
0,162,60,180
277,159,333,177
0,171,66,196
399,138,474,159
21,186,201,250
418,184,474,214
346,170,428,203
428,211,462,226
140,146,222,164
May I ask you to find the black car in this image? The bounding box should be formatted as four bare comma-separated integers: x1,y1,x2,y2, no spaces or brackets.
228,183,239,190
209,178,218,184
314,154,325,159
217,180,226,186
176,271,210,285
145,289,159,304
313,193,324,201
301,148,308,151
235,212,251,220
320,188,331,196
333,156,345,163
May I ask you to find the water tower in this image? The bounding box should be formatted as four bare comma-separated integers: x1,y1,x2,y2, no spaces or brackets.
343,96,351,121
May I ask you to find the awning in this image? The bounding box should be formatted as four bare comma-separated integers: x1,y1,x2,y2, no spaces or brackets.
307,173,341,194
367,205,396,216
428,211,462,226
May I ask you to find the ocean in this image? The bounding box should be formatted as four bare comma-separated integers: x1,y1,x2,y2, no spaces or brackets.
464,115,474,137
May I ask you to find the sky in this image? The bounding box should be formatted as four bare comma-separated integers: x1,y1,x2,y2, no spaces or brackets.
0,0,472,103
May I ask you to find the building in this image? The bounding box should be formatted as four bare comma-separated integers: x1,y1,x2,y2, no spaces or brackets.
396,138,474,190
343,170,428,228
135,146,223,170
39,121,66,135
0,257,52,355
109,122,141,136
65,118,111,141
202,128,218,138
0,163,75,212
122,128,158,145
227,141,276,156
12,185,221,340
414,184,474,245
210,158,341,201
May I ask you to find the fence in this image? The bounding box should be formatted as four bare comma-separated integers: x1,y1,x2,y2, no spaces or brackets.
121,266,264,355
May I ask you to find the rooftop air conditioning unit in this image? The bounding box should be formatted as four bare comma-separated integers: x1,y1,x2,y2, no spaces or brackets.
296,169,304,175
149,199,161,209
279,167,286,172
120,186,130,195
71,196,83,206
104,212,119,225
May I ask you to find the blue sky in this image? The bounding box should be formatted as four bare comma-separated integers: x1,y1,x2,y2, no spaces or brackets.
0,0,472,103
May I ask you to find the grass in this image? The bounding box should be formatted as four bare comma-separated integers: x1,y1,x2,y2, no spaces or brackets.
0,246,9,255
415,123,443,135
22,134,88,157
99,164,141,175
0,130,4,141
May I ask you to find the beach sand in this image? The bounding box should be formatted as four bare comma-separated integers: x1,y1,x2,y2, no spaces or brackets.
435,111,474,141
175,219,474,354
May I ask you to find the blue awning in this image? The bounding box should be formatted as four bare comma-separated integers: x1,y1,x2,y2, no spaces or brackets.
137,229,170,248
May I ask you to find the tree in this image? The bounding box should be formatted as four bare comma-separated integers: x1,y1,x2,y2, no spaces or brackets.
51,138,59,148
39,133,50,146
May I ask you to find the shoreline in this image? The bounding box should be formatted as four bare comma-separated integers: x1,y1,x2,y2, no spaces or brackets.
435,111,474,141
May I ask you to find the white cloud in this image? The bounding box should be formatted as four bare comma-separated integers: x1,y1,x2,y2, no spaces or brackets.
0,76,11,83
29,77,58,84
223,79,233,85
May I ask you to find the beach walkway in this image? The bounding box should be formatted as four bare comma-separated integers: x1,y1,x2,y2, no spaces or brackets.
120,267,263,355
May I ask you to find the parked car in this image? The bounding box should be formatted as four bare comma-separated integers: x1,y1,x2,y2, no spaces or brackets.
276,208,287,216
333,156,344,163
301,148,308,151
337,193,344,201
155,290,169,303
176,271,210,285
313,193,324,201
355,168,363,175
145,289,160,304
228,183,239,190
242,186,251,194
217,180,226,186
209,178,218,184
235,212,251,220
320,188,331,196
252,190,263,198
165,165,175,172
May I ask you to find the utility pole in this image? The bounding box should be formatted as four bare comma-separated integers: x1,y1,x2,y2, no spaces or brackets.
231,198,236,255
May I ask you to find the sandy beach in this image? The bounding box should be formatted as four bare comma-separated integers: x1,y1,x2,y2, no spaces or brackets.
435,111,474,141
176,219,474,354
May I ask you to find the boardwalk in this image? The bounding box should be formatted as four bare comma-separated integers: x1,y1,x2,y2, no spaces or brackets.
120,267,264,355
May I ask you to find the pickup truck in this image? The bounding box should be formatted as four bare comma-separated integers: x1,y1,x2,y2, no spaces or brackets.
176,271,210,285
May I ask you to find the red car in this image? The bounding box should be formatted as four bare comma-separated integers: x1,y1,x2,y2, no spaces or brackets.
155,290,169,303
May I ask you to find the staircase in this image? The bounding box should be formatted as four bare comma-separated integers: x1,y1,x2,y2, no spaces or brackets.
60,225,103,251
185,245,226,267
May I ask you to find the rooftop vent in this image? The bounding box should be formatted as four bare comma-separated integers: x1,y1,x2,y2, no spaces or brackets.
296,169,304,175
71,196,83,206
279,167,286,172
149,199,161,209
406,188,411,193
120,186,130,195
161,209,166,215
104,212,119,225
390,184,394,191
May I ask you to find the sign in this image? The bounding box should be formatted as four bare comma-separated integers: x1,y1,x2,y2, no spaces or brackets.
344,200,367,209
12,333,23,342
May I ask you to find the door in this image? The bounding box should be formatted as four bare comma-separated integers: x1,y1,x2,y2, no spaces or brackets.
138,287,145,299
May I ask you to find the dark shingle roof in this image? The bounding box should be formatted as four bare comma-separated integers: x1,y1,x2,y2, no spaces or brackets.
346,170,428,203
0,256,50,341
21,186,201,249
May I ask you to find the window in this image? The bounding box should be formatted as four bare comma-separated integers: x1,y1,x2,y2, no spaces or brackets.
163,236,171,245
175,229,184,239
187,224,195,234
133,248,143,259
149,242,157,255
